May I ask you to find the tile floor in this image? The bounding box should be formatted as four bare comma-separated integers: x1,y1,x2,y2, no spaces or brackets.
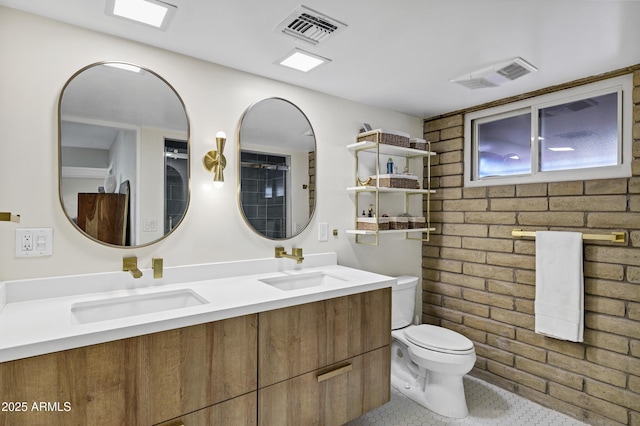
348,375,587,426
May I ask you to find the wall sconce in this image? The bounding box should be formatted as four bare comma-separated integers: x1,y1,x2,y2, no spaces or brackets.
203,131,227,188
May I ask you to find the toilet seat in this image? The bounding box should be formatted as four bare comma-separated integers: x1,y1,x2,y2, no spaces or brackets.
405,325,474,355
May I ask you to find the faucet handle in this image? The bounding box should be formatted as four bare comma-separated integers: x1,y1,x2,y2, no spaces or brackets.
152,258,163,279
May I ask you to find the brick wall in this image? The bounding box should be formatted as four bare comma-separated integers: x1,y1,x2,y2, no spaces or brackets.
422,68,640,425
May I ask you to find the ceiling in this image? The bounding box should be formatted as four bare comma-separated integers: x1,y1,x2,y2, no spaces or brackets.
2,0,640,118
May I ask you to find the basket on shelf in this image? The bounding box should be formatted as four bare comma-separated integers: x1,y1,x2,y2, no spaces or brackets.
369,174,419,189
357,217,389,231
408,217,426,229
388,217,409,230
410,138,427,150
357,129,410,147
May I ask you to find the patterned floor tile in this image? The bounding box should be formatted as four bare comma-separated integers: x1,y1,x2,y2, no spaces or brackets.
347,376,587,426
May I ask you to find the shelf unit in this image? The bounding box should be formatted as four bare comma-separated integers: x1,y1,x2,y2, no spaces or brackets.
346,137,436,245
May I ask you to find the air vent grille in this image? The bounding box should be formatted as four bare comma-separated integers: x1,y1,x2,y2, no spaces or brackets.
275,5,347,45
452,57,537,89
497,61,532,80
455,78,499,90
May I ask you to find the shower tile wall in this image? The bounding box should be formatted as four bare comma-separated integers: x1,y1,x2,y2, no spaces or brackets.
240,151,287,239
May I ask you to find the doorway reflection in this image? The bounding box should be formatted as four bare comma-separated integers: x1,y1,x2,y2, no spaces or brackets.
164,139,188,233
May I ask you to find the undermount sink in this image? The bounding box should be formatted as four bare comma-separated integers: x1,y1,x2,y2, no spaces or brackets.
259,271,348,291
71,289,208,324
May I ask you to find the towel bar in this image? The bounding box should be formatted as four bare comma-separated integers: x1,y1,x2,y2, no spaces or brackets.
0,212,20,223
512,229,625,243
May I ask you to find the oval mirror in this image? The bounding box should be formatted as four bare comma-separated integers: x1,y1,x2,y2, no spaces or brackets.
238,98,316,239
59,62,189,247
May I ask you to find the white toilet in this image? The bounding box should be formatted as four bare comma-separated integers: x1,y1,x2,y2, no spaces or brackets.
391,276,476,418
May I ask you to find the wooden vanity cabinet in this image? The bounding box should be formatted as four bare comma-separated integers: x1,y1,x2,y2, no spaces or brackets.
155,392,257,426
258,288,391,425
0,314,257,426
0,287,390,426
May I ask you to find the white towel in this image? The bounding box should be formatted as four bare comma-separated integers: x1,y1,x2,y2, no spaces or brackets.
535,231,584,342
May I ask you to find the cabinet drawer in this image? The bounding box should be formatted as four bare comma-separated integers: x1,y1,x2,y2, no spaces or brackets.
259,288,390,387
258,346,390,426
0,314,257,426
155,392,257,426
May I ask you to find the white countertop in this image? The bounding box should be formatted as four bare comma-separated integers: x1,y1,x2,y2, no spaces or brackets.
0,253,395,363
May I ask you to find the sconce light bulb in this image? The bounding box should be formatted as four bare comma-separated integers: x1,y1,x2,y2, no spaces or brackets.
216,131,226,139
213,180,224,189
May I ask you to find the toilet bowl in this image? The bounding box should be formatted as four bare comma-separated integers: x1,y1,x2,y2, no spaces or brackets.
391,276,476,419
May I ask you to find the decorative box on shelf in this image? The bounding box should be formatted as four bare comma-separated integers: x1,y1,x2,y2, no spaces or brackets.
357,217,389,231
357,129,410,148
370,174,419,189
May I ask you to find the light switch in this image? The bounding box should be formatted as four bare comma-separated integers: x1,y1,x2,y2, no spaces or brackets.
16,228,53,257
318,222,329,242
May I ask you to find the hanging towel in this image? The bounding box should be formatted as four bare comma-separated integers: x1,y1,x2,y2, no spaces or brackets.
535,231,584,342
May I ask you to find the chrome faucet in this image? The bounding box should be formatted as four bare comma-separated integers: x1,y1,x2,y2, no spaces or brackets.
274,247,304,264
123,256,143,279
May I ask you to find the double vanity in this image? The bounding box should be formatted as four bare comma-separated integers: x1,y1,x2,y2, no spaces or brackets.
0,253,393,425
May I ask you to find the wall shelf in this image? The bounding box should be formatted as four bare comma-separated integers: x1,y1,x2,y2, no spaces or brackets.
346,227,435,236
347,141,436,158
347,186,435,195
346,131,436,245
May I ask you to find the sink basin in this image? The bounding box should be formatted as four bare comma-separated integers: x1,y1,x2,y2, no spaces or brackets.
71,289,208,324
259,271,347,291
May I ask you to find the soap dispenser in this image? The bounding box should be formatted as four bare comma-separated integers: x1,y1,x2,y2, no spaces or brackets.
386,157,394,174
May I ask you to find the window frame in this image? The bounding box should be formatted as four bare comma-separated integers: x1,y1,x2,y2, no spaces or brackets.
464,74,633,187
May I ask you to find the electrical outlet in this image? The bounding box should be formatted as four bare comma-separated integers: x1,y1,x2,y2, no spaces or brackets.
16,228,53,257
22,233,33,251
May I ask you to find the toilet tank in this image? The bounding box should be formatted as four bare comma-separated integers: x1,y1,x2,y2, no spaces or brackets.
392,275,418,330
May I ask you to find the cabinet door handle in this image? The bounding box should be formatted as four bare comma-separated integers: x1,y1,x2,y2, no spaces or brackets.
317,363,352,383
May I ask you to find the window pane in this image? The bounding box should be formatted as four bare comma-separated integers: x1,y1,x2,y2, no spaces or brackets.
539,92,618,172
476,112,531,178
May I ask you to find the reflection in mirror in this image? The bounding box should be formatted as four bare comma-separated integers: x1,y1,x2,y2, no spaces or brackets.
238,98,316,239
59,62,189,247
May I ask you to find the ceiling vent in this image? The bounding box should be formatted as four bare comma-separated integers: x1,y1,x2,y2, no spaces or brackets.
274,5,347,45
452,57,537,89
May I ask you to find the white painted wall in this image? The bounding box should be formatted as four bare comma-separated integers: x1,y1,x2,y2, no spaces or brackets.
0,8,424,282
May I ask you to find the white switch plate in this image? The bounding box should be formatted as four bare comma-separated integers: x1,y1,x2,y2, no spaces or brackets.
318,222,329,242
16,228,53,257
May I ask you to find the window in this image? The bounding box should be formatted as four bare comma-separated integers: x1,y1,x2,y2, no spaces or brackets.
464,74,633,186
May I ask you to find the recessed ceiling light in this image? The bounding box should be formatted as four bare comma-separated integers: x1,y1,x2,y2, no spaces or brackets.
277,48,330,73
547,147,575,152
106,0,176,30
